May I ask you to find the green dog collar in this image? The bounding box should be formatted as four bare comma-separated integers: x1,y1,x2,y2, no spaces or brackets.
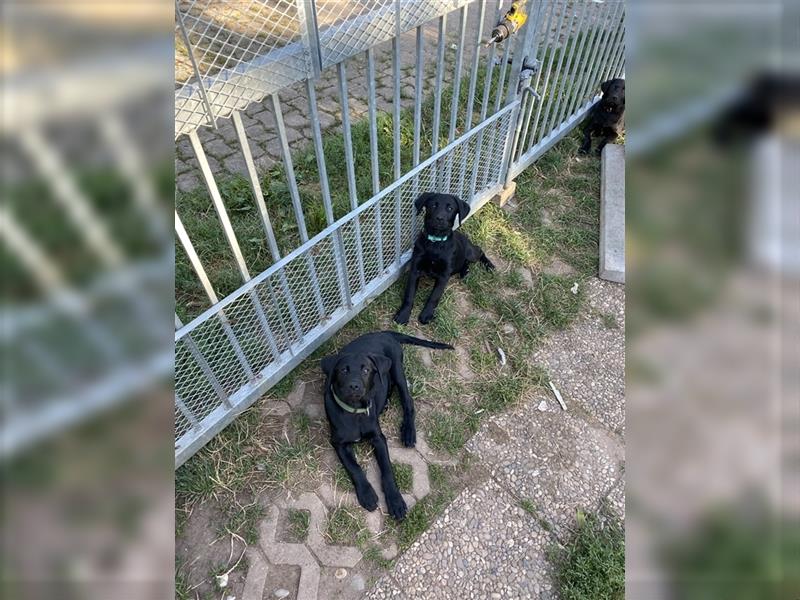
426,234,449,243
332,390,371,416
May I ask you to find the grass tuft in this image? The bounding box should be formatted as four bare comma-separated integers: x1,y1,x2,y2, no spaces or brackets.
392,462,413,493
326,506,369,546
288,509,310,542
550,510,625,600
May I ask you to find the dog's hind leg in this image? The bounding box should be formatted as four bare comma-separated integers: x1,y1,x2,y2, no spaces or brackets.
479,251,495,271
335,443,378,511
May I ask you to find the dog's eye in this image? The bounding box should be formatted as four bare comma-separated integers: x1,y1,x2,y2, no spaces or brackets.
362,366,370,373
446,205,453,211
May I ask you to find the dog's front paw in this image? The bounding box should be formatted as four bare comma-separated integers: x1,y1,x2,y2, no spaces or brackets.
355,484,379,512
418,309,435,325
393,307,411,325
386,491,408,521
401,421,416,448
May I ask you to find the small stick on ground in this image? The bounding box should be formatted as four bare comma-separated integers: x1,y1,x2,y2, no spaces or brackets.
549,381,567,411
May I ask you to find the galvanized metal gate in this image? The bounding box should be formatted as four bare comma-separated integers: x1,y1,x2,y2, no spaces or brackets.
174,0,625,466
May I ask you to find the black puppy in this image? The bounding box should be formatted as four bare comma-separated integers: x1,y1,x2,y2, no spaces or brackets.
393,192,495,325
579,78,625,155
321,331,453,520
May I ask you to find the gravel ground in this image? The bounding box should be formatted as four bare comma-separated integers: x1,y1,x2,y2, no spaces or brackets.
366,276,626,598
367,479,557,600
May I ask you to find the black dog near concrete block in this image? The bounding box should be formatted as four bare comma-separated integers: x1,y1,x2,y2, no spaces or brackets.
321,331,452,520
579,78,625,155
393,192,495,326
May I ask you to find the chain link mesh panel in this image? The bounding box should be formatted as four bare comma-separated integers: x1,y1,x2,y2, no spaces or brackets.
174,104,515,462
175,0,313,137
315,0,396,69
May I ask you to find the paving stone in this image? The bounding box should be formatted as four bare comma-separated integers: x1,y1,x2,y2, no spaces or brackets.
599,143,625,283
290,493,362,568
176,172,200,193
223,154,249,177
467,396,624,535
203,138,236,159
533,277,625,433
242,548,269,600
175,158,190,175
367,479,556,600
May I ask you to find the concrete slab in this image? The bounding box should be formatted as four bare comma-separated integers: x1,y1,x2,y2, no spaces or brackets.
366,479,557,599
600,143,625,283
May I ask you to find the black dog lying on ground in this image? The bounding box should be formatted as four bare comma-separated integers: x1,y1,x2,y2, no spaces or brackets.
579,77,625,155
321,331,453,520
393,192,495,325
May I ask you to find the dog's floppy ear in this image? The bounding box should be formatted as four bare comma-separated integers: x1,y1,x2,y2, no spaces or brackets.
320,355,337,377
600,79,612,95
456,196,471,225
368,354,392,387
414,192,436,215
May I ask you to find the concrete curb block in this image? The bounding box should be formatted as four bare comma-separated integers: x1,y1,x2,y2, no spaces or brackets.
599,144,625,284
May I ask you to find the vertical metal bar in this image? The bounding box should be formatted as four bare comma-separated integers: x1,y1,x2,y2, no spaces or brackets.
175,1,216,128
541,1,579,137
189,131,282,362
555,0,592,125
175,212,255,379
464,1,487,132
565,1,603,118
472,1,505,194
337,61,367,290
505,0,548,161
431,14,447,158
448,6,468,143
527,0,569,150
456,0,487,199
412,25,424,233
232,111,302,341
601,7,626,82
296,0,322,77
573,1,617,115
0,206,121,359
175,314,231,407
494,25,513,112
366,48,384,272
19,128,124,267
367,49,381,196
269,93,327,318
306,78,353,309
584,1,622,105
517,0,556,151
608,14,627,80
269,95,309,241
393,3,402,264
189,130,250,282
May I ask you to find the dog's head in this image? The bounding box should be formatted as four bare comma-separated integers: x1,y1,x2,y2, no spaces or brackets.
321,352,391,407
600,78,625,111
414,192,471,237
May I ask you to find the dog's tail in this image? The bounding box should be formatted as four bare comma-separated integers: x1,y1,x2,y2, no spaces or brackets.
386,331,454,350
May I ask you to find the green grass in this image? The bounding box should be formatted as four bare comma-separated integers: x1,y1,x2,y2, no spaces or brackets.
392,464,456,550
661,504,800,600
326,506,369,546
288,509,310,542
222,502,266,544
550,510,625,600
520,498,554,533
392,462,413,493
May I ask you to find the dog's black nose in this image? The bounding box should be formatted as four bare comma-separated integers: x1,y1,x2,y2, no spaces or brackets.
348,382,361,392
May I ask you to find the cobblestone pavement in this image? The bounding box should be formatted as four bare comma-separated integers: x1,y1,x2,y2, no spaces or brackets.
176,2,501,194
366,277,625,599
